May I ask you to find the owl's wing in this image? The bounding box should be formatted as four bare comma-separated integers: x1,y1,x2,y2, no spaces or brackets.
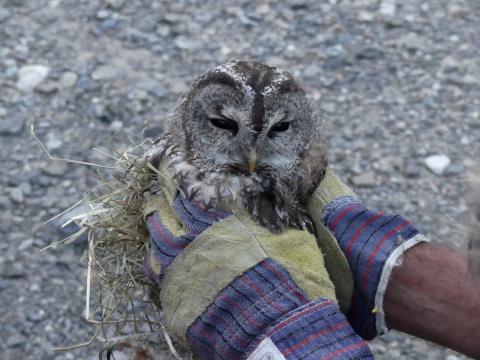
296,129,328,204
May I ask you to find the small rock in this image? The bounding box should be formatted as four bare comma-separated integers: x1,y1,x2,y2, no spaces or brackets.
175,36,201,50
0,279,8,291
105,0,126,10
96,9,110,19
351,172,377,187
402,159,420,178
0,7,11,23
0,107,7,117
139,81,167,98
7,333,26,347
35,80,59,94
0,112,25,136
45,133,63,151
10,187,24,204
448,4,467,18
91,65,120,81
425,154,451,175
136,14,159,32
27,309,47,323
323,44,349,70
100,18,120,31
18,182,31,196
379,0,397,18
357,11,375,22
16,64,50,92
355,46,385,61
60,71,78,88
444,163,464,176
110,120,123,131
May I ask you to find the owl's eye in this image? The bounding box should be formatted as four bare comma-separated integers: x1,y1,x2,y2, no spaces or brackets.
269,122,290,136
209,117,239,136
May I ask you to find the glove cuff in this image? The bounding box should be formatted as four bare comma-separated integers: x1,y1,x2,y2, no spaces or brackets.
245,298,374,360
323,196,428,339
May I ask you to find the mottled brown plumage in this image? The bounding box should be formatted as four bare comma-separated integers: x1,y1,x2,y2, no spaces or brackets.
148,60,327,233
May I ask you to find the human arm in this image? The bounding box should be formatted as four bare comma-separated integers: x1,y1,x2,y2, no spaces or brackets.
384,242,480,359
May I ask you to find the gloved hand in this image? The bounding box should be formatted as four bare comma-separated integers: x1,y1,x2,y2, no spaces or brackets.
143,162,373,359
310,169,428,339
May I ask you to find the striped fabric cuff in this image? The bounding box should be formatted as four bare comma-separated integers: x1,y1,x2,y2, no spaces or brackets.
246,299,374,360
146,194,230,279
187,258,310,360
323,196,423,339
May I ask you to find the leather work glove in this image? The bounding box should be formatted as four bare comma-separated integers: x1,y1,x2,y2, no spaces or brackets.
312,169,429,340
142,162,373,359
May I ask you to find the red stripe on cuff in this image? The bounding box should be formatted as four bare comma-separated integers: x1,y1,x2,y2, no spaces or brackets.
282,320,349,356
344,212,384,257
330,204,357,232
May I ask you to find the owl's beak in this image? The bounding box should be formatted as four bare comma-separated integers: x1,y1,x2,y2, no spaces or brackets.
247,149,257,174
248,159,256,174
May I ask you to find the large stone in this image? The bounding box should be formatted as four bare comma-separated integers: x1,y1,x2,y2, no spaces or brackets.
425,154,451,175
16,65,50,92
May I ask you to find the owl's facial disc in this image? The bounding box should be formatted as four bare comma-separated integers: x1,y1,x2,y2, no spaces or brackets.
180,61,316,180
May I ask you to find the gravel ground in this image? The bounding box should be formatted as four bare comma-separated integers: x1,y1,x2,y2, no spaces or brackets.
1,0,479,359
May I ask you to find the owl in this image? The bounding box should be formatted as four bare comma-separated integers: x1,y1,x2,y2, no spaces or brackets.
148,60,328,233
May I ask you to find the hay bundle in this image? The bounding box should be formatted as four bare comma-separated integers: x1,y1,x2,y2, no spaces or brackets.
37,132,184,358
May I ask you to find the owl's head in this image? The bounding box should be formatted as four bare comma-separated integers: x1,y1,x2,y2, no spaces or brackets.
176,60,319,176
164,60,327,232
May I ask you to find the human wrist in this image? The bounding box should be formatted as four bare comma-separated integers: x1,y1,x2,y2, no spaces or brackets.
384,243,480,358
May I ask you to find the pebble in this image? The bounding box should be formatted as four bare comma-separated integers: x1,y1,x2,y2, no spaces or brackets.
45,133,63,151
60,71,78,88
379,0,397,18
35,80,59,94
40,161,68,176
0,107,7,117
16,65,50,92
7,333,27,347
351,172,377,187
0,112,25,136
10,187,24,204
175,36,201,50
105,0,126,10
91,65,120,81
424,154,451,175
0,7,11,23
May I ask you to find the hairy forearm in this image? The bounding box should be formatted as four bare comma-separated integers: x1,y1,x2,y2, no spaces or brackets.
384,242,480,358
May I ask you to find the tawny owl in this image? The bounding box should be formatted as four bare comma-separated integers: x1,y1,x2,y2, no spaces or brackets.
148,60,328,233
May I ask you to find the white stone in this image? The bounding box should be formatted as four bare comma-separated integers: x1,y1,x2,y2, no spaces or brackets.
425,154,451,175
16,65,50,92
379,0,397,17
60,71,78,88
